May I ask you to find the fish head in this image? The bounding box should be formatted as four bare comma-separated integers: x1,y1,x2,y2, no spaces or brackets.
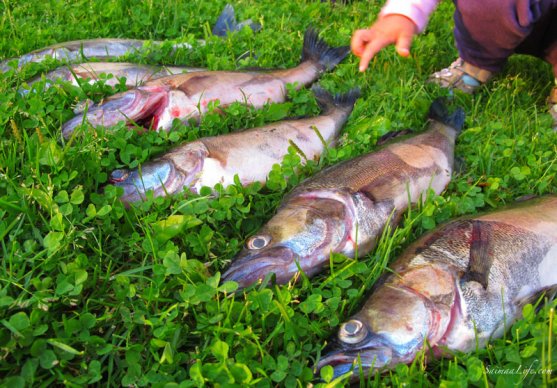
223,192,353,288
316,285,432,381
109,160,185,204
109,142,208,204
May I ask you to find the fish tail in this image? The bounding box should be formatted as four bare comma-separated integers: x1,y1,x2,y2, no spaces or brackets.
212,4,261,37
428,98,465,133
312,85,360,112
301,28,350,72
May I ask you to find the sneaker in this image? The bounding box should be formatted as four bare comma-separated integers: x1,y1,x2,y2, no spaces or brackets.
428,58,493,94
548,83,557,131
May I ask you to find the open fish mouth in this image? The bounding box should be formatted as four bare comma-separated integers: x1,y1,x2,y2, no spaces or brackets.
62,85,169,138
110,160,184,203
221,246,297,288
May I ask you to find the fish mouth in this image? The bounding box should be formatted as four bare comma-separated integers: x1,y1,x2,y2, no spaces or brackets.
316,345,393,381
62,85,169,138
109,160,185,204
221,246,297,289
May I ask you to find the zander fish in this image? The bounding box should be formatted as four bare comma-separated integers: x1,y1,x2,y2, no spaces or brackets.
316,195,557,380
221,99,465,288
61,28,350,138
0,4,257,72
24,62,205,93
109,86,359,204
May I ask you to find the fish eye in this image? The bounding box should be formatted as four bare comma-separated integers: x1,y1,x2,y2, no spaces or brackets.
246,235,271,250
339,319,367,344
110,169,130,183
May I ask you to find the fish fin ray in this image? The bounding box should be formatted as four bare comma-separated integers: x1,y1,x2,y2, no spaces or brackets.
428,98,465,133
461,220,493,289
376,129,414,146
212,4,261,37
312,85,360,113
212,4,237,36
514,285,557,313
301,28,350,72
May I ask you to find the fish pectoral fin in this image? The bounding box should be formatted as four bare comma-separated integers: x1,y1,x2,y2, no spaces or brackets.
460,220,493,290
514,285,557,313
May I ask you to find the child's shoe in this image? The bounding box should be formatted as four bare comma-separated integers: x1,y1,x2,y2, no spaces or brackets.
428,58,492,94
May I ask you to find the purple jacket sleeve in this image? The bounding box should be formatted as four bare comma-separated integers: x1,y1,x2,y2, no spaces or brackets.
380,0,441,33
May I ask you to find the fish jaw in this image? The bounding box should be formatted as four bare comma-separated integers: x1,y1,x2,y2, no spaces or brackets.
61,85,170,138
221,246,299,287
316,343,393,381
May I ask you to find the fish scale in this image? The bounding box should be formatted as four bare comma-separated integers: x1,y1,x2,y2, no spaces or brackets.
61,28,350,137
317,195,557,380
222,99,464,288
109,86,359,204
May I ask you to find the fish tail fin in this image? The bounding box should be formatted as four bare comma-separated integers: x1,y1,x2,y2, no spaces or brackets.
212,4,237,36
301,28,350,72
212,4,261,37
312,85,360,112
428,98,465,133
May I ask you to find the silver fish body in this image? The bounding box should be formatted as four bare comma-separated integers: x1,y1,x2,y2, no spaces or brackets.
61,28,350,138
1,39,192,72
1,4,256,72
222,99,465,288
317,196,557,380
23,62,204,93
109,86,359,204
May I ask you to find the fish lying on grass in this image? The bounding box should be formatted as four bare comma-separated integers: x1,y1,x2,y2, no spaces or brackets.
24,62,205,93
109,86,359,204
0,4,256,72
61,28,350,138
316,195,557,381
222,99,465,288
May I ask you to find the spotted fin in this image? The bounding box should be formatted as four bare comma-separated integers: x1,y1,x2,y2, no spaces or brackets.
461,220,493,289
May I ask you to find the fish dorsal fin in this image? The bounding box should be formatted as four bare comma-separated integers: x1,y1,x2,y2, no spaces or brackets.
461,220,493,289
375,129,413,146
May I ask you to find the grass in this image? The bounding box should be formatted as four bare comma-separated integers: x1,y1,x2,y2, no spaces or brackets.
0,0,556,386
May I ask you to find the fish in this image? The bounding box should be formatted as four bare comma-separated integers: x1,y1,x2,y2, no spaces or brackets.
221,99,465,289
109,86,360,204
23,62,205,93
0,4,256,72
61,28,350,138
315,195,557,381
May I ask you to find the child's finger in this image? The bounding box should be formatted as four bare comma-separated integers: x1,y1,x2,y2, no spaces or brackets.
359,37,389,72
395,33,413,57
351,29,373,57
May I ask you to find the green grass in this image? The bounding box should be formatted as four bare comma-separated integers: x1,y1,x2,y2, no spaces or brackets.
0,0,556,386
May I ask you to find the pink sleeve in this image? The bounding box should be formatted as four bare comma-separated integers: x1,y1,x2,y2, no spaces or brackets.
380,0,441,33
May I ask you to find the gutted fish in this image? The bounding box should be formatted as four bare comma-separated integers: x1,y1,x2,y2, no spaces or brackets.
61,28,350,138
222,99,465,288
0,4,255,72
109,86,359,204
316,195,557,380
23,62,204,93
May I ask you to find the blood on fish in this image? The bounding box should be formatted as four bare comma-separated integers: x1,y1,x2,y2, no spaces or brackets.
171,107,181,117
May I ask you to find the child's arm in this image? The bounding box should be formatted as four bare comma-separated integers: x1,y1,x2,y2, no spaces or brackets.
352,0,440,72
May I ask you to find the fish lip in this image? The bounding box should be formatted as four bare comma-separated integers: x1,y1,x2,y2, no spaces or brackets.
221,246,297,289
316,346,393,381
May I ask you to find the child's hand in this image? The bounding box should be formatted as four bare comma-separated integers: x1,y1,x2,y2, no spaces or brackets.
351,14,417,72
